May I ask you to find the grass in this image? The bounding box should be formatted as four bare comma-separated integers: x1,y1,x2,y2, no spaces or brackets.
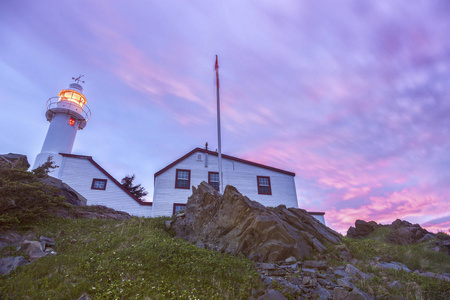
322,228,450,299
0,217,261,299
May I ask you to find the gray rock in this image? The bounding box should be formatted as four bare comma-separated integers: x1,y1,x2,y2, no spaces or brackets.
0,256,28,275
284,256,297,263
334,269,349,277
377,261,411,272
39,236,55,250
259,263,277,270
304,260,328,270
386,219,429,245
337,277,355,290
316,283,332,299
171,182,341,262
317,278,332,286
417,233,434,243
347,220,378,238
0,153,30,170
348,288,373,300
258,289,286,300
260,275,273,285
345,264,372,280
41,176,87,206
421,271,435,278
285,275,302,286
302,268,317,277
388,280,403,289
332,287,349,300
281,281,301,294
20,240,46,262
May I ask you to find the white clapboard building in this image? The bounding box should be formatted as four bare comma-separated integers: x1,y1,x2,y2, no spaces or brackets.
33,80,325,223
32,80,152,217
152,147,299,217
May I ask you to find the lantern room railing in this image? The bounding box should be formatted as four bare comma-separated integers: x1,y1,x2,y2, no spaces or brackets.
46,97,91,121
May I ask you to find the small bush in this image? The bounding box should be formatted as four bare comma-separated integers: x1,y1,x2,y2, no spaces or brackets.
0,168,66,229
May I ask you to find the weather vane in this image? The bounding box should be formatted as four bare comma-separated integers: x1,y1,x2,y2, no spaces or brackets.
72,75,85,84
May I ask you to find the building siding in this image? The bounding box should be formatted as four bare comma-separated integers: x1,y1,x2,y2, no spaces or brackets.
152,151,298,217
59,157,152,217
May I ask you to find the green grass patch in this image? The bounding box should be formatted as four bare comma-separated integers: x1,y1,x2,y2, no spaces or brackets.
342,236,450,274
0,217,261,299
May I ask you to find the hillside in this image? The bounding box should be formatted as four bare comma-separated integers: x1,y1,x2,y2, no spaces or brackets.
0,164,449,299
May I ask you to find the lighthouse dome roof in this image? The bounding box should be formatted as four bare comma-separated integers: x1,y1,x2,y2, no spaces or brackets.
69,83,83,93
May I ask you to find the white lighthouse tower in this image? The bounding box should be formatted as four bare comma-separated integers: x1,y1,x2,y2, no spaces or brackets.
33,76,91,177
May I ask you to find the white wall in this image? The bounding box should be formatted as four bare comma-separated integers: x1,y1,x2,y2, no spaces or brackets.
152,151,298,217
59,157,152,217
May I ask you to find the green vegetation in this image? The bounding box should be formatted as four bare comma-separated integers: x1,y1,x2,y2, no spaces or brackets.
1,165,449,299
0,166,67,229
121,174,148,200
0,217,261,299
0,166,260,299
323,228,450,299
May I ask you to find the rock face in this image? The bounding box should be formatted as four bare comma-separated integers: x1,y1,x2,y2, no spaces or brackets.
347,220,378,239
42,176,87,206
386,219,429,245
347,219,432,245
170,182,341,262
0,153,30,170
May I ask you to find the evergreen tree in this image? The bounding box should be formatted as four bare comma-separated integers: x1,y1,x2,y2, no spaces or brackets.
32,156,58,178
121,174,148,200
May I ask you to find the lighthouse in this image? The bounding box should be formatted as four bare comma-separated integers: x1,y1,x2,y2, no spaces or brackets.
32,76,91,177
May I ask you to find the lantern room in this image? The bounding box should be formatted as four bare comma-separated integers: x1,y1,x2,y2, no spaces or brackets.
45,82,91,130
58,88,87,108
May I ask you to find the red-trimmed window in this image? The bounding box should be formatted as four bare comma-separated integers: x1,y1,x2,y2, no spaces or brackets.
173,203,187,215
175,169,190,189
69,117,75,126
91,178,107,190
208,172,219,191
257,176,271,195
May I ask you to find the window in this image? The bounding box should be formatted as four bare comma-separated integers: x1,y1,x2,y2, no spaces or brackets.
173,203,187,215
175,169,190,189
69,117,75,126
257,176,271,195
208,172,220,191
91,178,107,190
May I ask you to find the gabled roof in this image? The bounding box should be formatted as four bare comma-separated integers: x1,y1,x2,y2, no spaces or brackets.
59,153,152,206
154,147,295,178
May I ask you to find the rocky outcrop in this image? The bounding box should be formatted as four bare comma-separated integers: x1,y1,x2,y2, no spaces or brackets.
42,176,87,206
170,182,341,262
254,259,376,299
347,220,378,239
253,254,449,299
347,219,432,245
386,219,429,245
0,235,57,275
0,153,30,170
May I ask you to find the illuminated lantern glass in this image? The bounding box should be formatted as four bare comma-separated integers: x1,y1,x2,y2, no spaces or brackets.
58,89,87,108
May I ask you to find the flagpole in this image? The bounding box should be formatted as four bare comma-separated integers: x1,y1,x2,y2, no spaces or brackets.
215,55,223,193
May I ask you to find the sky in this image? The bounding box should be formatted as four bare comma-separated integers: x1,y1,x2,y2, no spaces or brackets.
1,1,449,234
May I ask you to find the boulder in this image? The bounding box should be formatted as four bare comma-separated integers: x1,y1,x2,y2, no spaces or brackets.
41,176,87,206
0,256,28,275
386,219,429,245
0,153,30,170
20,240,46,262
170,182,342,262
347,220,378,238
332,287,349,300
258,289,286,300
